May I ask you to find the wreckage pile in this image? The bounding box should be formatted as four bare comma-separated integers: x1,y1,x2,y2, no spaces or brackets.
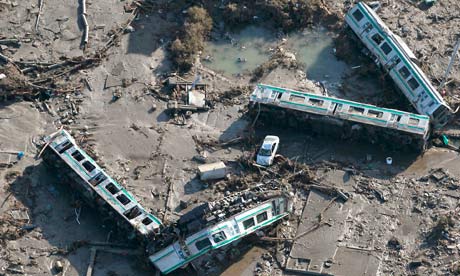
2,0,460,275
36,129,309,274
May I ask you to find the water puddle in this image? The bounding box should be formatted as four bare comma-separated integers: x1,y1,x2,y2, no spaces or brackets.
284,29,349,84
203,26,277,76
204,26,349,88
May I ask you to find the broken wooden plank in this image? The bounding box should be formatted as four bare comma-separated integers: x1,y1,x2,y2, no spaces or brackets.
35,0,44,32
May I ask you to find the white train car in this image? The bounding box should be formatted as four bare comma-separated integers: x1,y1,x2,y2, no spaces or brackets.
250,84,430,149
149,196,291,274
41,130,162,237
345,2,453,128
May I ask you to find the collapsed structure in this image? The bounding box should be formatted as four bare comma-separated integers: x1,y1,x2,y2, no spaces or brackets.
250,83,430,150
345,2,453,128
40,130,293,275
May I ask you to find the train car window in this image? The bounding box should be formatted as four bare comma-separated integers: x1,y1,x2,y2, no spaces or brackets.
142,217,153,225
82,161,96,172
428,101,435,107
57,140,73,154
196,238,212,250
256,212,268,224
71,150,85,161
89,172,107,186
349,106,365,114
407,77,420,90
242,218,255,230
399,66,410,79
352,9,364,21
367,110,383,118
105,183,120,194
380,42,392,55
212,231,227,243
117,194,131,205
124,206,142,219
289,94,305,104
390,114,396,121
408,118,420,126
308,98,324,106
371,33,383,45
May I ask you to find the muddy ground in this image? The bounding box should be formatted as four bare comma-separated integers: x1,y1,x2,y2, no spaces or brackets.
1,0,460,275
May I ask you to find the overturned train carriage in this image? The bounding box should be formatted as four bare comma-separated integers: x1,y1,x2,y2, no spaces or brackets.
250,84,430,150
345,2,453,128
41,130,162,238
149,196,292,274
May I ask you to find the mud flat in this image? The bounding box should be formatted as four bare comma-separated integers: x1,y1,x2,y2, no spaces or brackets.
1,0,460,275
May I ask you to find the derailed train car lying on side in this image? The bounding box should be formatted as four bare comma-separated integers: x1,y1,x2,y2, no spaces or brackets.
250,84,430,150
345,2,453,128
148,195,292,274
41,130,162,238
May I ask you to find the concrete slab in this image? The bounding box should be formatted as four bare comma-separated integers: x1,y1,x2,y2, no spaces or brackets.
287,190,349,274
286,189,381,276
322,247,380,276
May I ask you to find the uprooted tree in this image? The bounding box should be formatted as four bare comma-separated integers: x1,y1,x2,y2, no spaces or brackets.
169,6,213,71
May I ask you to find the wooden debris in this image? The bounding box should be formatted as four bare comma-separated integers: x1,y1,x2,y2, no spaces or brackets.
83,78,93,91
0,38,20,46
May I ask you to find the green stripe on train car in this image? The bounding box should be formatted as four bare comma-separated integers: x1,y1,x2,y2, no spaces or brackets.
280,101,328,112
163,248,213,274
63,151,91,178
97,185,126,211
348,114,388,124
397,123,425,132
236,205,271,222
104,175,137,203
147,214,162,226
